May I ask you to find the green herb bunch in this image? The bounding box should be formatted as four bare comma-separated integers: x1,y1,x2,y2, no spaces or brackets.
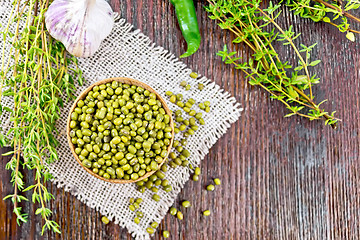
0,0,84,234
286,0,360,41
206,0,339,127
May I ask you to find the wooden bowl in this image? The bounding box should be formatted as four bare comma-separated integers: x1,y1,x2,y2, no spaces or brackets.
66,77,174,184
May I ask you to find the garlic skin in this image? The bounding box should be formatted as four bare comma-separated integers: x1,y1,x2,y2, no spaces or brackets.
45,0,114,58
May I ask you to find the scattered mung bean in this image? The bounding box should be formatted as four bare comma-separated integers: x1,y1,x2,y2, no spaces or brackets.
190,72,198,78
182,200,191,208
214,178,221,185
203,210,211,216
101,216,109,224
163,230,170,238
206,184,215,191
170,207,177,215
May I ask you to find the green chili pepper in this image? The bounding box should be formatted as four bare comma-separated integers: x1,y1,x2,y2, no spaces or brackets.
170,0,201,58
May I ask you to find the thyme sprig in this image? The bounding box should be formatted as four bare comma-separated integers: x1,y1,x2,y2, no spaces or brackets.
0,0,84,234
206,0,339,127
286,0,360,41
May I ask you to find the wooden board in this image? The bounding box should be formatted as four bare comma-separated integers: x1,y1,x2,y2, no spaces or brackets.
1,0,360,239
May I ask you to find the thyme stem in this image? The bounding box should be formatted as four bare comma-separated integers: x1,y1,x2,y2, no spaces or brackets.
314,0,360,23
1,0,84,233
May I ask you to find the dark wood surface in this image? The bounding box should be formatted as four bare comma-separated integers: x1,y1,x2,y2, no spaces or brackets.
1,1,360,239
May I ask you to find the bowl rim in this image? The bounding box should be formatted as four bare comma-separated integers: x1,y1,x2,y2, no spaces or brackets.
66,77,174,184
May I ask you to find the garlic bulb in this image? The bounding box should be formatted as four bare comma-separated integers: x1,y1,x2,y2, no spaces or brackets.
45,0,114,58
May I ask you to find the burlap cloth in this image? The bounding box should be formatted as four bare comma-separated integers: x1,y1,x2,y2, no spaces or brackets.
0,2,242,239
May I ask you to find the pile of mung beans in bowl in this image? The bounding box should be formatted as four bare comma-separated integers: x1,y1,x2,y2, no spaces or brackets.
66,77,175,183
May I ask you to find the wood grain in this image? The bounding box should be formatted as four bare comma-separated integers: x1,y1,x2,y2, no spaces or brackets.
1,1,360,239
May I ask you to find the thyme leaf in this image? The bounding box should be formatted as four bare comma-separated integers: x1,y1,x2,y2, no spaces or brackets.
286,0,360,40
206,0,339,128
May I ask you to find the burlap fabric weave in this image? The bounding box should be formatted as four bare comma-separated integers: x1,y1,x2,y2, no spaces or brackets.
0,2,242,239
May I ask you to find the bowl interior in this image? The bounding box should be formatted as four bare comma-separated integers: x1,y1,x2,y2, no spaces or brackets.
66,77,174,184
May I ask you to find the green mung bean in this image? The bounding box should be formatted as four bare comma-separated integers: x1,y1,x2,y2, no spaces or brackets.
206,184,215,191
203,210,211,216
177,101,185,108
151,222,158,228
134,217,140,224
192,175,199,181
170,207,177,215
146,227,154,234
214,178,221,185
152,194,161,202
176,211,183,220
182,200,191,208
136,211,143,218
163,230,170,238
101,216,110,224
190,72,198,78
